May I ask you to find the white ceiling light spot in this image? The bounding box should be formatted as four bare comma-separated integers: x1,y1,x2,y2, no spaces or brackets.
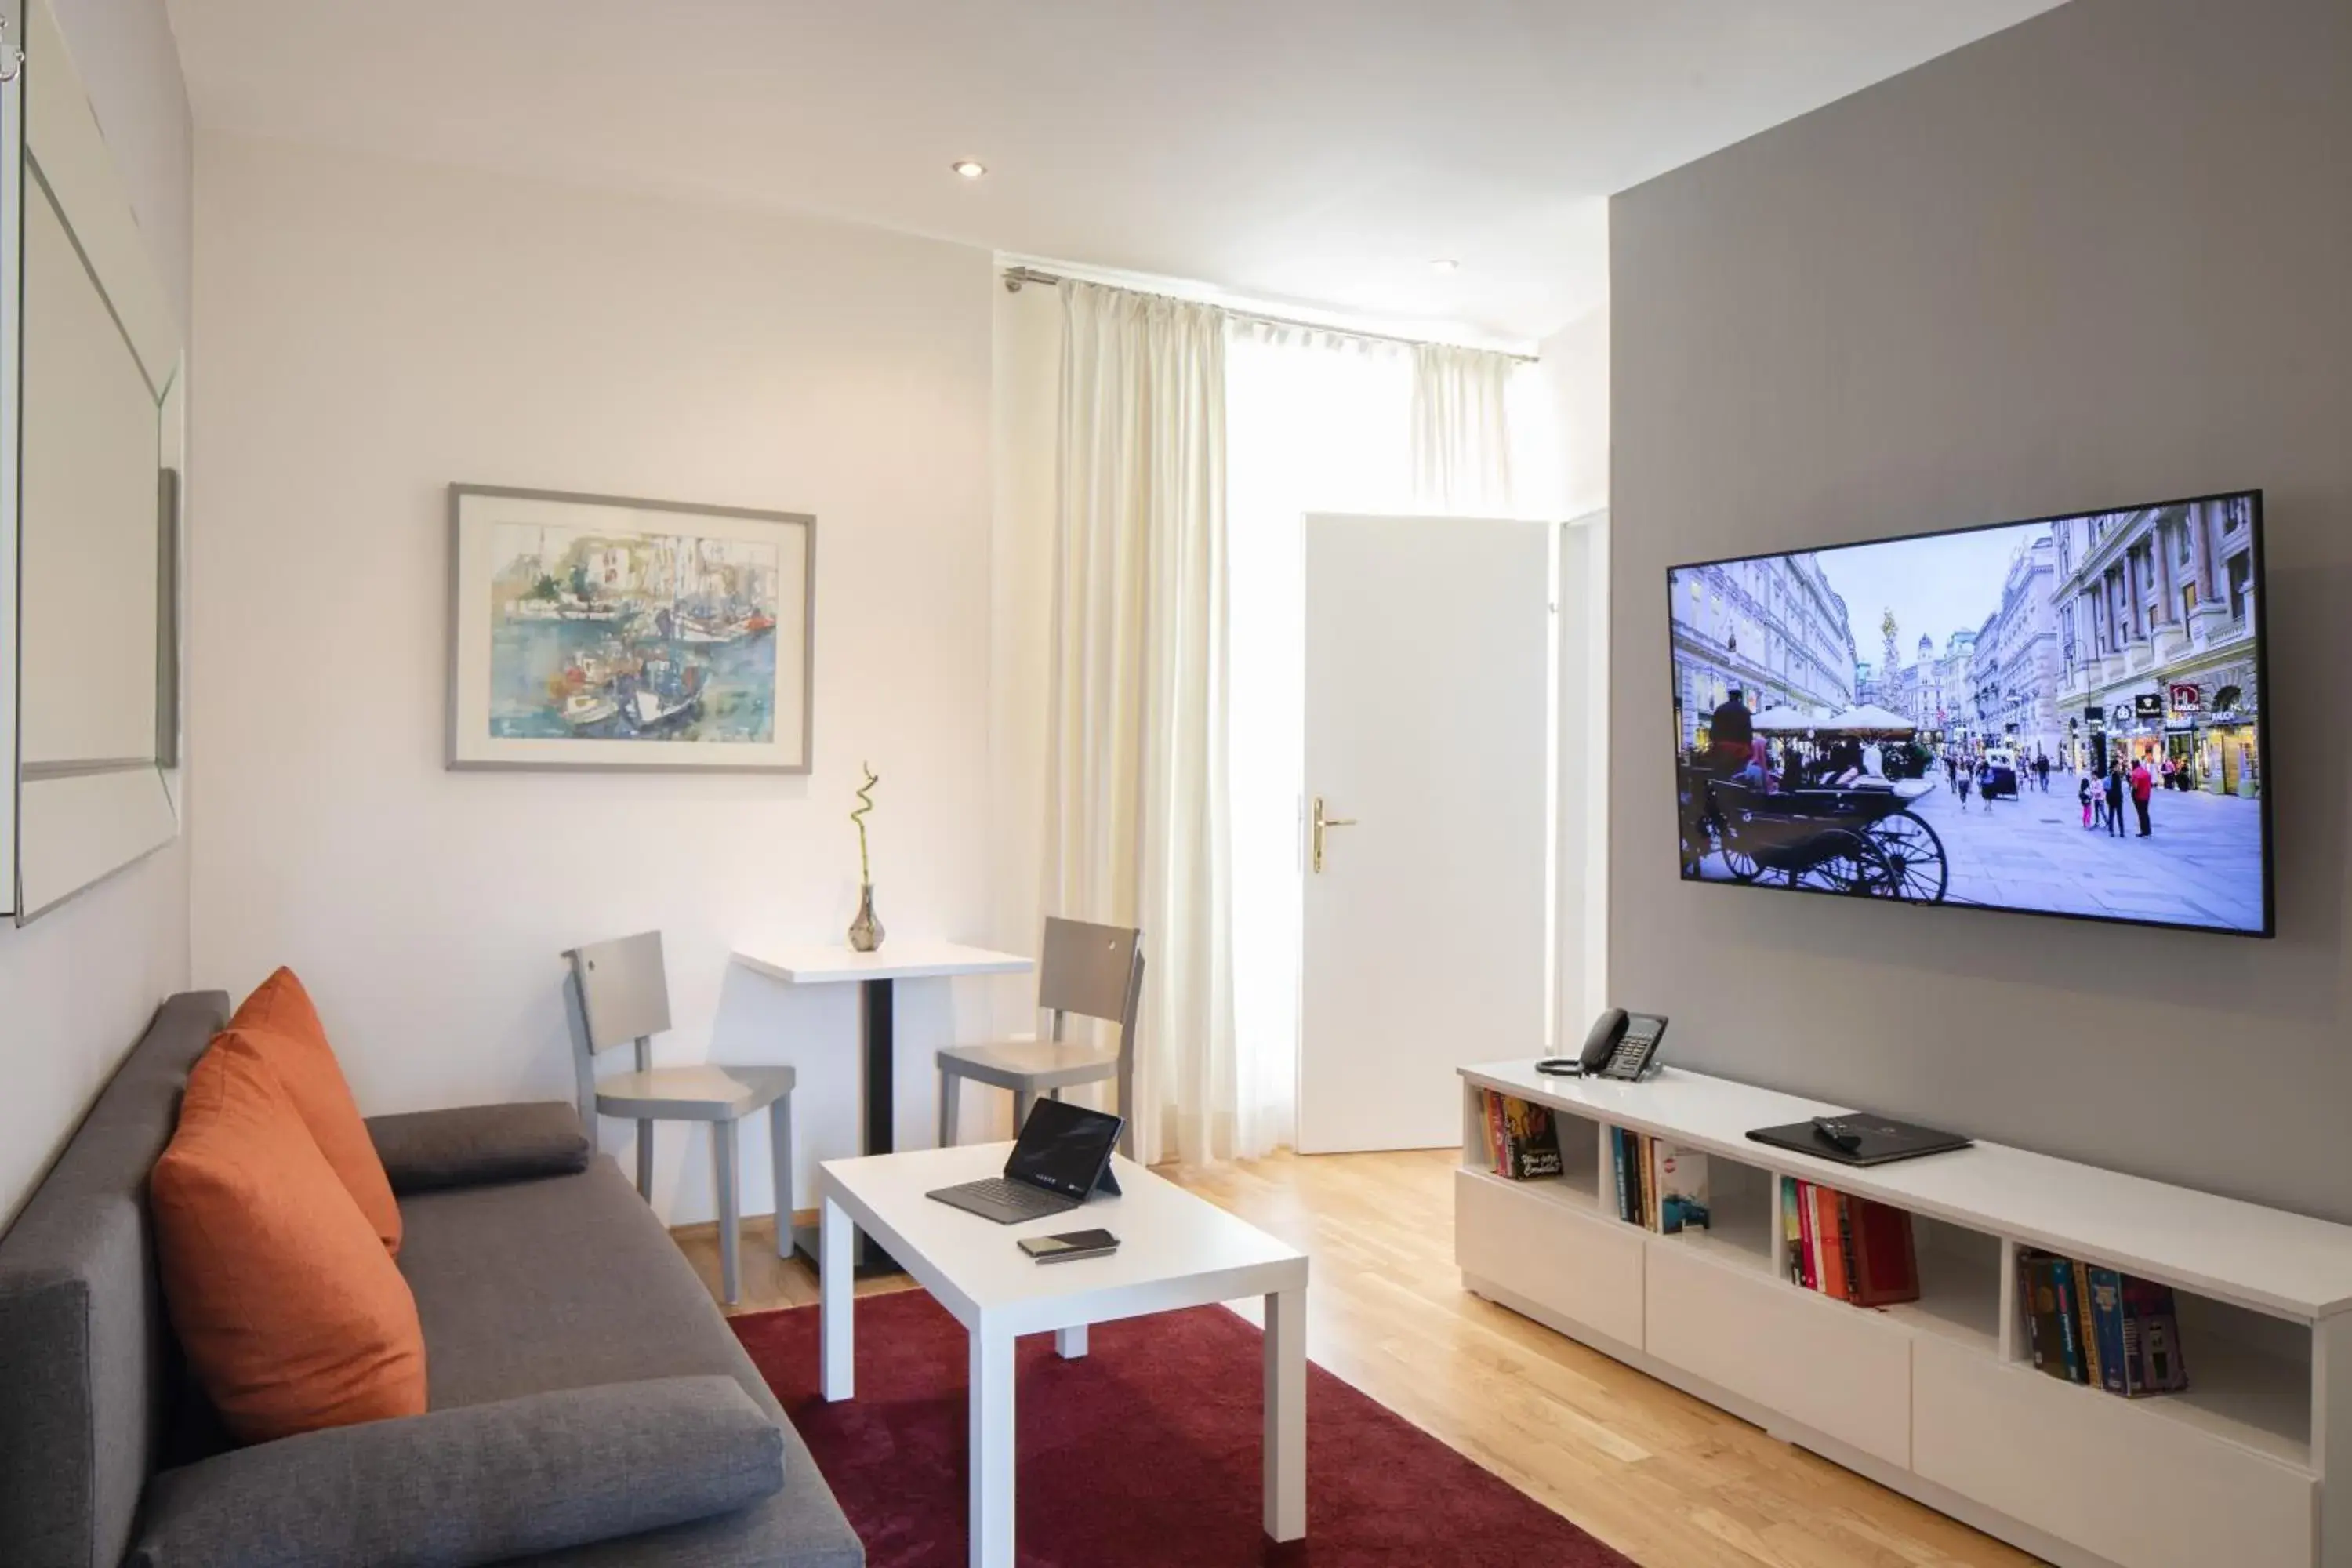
950,159,988,180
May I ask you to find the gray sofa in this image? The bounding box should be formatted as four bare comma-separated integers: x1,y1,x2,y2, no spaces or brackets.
0,991,865,1568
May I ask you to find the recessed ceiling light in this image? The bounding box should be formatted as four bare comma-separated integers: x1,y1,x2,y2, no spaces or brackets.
950,159,988,180
1430,258,1461,273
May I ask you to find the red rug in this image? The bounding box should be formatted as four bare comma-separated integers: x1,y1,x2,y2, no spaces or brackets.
732,1290,1632,1567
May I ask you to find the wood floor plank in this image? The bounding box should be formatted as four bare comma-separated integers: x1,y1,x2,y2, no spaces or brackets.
674,1149,2043,1568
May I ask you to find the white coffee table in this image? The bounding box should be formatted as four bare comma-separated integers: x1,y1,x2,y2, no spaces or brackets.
818,1142,1309,1568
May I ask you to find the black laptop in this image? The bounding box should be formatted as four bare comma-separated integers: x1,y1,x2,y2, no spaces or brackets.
1747,1112,1973,1167
926,1098,1125,1224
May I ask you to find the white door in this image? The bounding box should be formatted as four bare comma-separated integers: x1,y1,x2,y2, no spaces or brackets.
1299,514,1553,1152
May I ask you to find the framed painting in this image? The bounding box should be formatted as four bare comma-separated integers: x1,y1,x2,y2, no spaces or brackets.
448,485,815,772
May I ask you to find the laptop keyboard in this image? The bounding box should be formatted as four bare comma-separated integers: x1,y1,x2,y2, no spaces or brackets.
953,1177,1074,1219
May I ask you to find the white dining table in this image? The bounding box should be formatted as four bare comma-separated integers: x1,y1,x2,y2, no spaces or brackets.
731,938,1033,1274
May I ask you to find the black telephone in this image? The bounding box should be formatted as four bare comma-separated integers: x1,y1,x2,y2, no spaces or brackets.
1537,1009,1668,1081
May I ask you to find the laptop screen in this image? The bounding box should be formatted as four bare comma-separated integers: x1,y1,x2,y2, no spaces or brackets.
1004,1098,1123,1198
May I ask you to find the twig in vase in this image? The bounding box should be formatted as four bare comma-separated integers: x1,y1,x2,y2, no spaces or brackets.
851,762,877,884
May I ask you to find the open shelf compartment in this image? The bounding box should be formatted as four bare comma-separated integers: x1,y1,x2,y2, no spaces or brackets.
2005,1243,2315,1468
1461,1080,1602,1208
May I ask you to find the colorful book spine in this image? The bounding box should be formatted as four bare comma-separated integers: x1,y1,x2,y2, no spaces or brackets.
2019,1252,2051,1373
1637,1133,1656,1232
1647,1137,1662,1230
1811,1185,1848,1301
1610,1128,1631,1221
2118,1276,2190,1395
2070,1258,2104,1391
1795,1180,1817,1290
1780,1177,1802,1284
1835,1194,1859,1301
1486,1091,1508,1177
2048,1257,2088,1383
2085,1265,2129,1395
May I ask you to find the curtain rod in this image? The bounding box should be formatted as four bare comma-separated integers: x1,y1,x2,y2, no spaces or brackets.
1000,265,1539,365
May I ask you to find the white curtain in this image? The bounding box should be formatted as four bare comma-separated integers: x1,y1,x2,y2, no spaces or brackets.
1043,281,1235,1166
1411,341,1519,514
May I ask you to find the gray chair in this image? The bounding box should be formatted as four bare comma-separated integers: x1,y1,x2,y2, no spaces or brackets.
936,917,1145,1156
564,931,794,1305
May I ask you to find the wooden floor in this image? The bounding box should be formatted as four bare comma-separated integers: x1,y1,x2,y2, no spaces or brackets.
675,1149,2040,1568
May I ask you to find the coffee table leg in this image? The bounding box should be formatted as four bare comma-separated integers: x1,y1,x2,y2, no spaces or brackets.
821,1192,854,1401
970,1325,1015,1568
1264,1286,1306,1541
1055,1323,1088,1359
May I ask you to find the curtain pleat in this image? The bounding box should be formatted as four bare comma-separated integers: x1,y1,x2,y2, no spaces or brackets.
1410,341,1518,513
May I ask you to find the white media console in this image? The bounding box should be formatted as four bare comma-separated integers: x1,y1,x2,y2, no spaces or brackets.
1456,1060,2352,1568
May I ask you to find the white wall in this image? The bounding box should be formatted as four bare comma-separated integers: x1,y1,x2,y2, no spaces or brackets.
0,0,193,1229
1541,299,1612,1040
1539,303,1610,522
978,278,1063,1128
1610,0,2352,1219
188,134,999,1225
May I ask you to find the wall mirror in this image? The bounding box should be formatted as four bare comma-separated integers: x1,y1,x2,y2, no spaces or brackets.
4,0,183,923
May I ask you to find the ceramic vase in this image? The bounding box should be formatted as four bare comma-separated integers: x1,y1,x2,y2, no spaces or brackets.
848,884,884,953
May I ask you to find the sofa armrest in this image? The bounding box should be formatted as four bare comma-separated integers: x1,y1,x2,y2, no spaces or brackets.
129,1375,784,1568
365,1101,590,1192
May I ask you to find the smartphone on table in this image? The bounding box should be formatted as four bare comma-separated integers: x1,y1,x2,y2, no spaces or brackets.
1018,1228,1120,1263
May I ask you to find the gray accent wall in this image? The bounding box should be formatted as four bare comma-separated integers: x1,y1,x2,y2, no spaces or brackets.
1610,0,2352,1220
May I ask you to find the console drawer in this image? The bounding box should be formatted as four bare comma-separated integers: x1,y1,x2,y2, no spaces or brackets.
1455,1167,1642,1347
1913,1336,2312,1568
1645,1239,1911,1468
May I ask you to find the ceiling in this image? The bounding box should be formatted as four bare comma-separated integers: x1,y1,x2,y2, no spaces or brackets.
164,0,2063,342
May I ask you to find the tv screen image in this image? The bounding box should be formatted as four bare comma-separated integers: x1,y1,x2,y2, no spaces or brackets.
1668,492,2271,936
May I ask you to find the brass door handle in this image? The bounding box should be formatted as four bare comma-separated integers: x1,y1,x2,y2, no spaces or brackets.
1311,796,1357,873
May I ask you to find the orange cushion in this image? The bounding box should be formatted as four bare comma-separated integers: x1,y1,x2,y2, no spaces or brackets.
151,1044,428,1443
224,967,401,1255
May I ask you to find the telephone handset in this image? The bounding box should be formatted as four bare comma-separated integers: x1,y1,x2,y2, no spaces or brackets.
1537,1009,1668,1081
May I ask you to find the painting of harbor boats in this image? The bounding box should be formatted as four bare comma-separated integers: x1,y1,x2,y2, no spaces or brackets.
448,487,813,771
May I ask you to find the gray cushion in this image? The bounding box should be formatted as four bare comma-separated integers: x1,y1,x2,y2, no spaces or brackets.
0,990,230,1568
128,1375,784,1568
368,1103,592,1193
396,1160,862,1566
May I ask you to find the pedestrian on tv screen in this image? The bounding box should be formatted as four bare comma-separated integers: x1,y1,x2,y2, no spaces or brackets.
2131,757,2155,837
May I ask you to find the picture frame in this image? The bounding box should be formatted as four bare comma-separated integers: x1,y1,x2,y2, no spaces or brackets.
447,485,815,772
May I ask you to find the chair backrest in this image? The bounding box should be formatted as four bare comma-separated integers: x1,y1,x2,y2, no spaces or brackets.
1037,917,1144,1048
564,931,673,1054
562,933,673,1150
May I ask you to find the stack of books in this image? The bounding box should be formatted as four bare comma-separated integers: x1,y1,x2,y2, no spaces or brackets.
1475,1090,1563,1181
1610,1127,1710,1232
1777,1177,1921,1306
2017,1250,2190,1396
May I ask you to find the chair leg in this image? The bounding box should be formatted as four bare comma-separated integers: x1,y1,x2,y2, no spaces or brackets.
1116,1056,1135,1158
1013,1088,1035,1136
636,1119,655,1200
939,1065,960,1149
714,1120,741,1306
768,1095,793,1261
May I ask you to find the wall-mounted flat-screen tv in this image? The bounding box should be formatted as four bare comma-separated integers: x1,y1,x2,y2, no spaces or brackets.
1668,491,2272,936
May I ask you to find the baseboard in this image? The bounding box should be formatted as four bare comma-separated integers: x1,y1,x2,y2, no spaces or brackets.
670,1207,817,1242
